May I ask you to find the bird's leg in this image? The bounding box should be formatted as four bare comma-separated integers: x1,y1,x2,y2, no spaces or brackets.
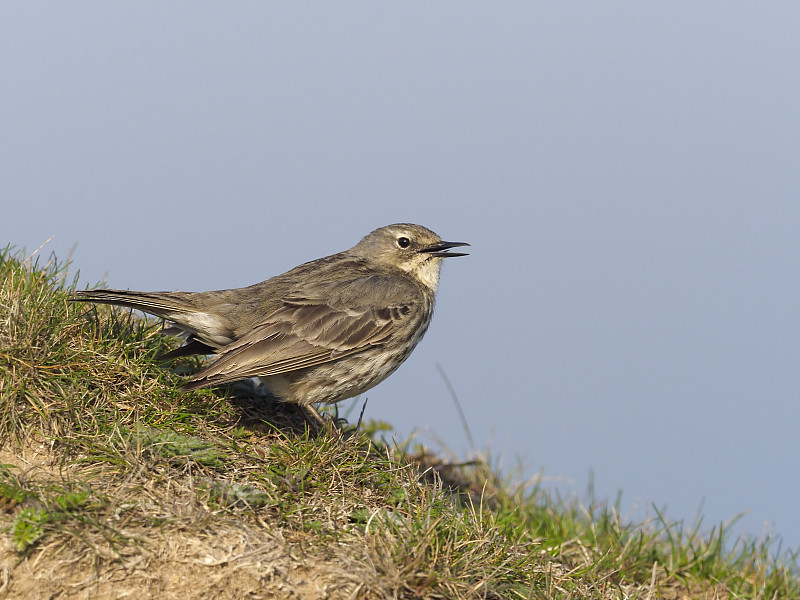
296,403,327,436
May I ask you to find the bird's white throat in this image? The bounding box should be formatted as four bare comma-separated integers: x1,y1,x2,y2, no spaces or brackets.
405,258,441,291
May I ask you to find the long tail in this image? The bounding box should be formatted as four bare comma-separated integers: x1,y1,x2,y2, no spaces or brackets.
70,289,197,320
70,290,232,360
70,289,228,356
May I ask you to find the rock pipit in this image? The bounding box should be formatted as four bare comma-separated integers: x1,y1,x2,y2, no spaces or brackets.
72,224,468,418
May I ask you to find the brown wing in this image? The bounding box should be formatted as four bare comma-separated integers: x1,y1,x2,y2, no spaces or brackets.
183,275,422,390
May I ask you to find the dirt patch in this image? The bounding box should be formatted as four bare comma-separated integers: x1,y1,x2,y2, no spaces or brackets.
0,521,370,600
0,441,375,600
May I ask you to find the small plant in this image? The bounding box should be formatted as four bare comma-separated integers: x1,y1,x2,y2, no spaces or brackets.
12,507,50,552
53,489,90,513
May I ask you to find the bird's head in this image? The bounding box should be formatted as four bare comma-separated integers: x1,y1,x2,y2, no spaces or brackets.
351,223,469,291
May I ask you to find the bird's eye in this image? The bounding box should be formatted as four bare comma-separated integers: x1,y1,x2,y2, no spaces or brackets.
397,236,411,249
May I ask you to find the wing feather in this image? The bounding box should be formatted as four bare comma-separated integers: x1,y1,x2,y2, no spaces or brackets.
184,275,423,390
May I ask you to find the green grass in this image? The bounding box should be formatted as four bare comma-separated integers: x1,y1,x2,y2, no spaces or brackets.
0,243,798,599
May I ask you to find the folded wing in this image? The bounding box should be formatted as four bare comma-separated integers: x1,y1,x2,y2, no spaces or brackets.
184,275,421,390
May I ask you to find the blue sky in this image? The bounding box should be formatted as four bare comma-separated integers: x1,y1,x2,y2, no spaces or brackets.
3,4,799,551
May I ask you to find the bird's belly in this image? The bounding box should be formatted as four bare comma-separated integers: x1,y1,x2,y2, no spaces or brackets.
260,347,411,406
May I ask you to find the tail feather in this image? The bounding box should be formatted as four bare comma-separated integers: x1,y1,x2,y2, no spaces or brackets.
158,340,217,361
71,288,235,350
70,289,195,318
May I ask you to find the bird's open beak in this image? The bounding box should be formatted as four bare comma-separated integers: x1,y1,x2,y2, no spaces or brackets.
419,240,470,258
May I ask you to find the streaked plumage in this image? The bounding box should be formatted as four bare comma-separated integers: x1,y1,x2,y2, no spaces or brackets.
71,223,468,406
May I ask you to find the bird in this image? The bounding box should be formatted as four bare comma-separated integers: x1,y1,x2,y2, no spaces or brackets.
71,223,469,409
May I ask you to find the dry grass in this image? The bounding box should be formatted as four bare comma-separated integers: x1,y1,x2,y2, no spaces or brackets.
0,245,798,599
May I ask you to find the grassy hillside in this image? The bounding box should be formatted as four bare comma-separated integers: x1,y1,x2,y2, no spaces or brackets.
0,245,797,599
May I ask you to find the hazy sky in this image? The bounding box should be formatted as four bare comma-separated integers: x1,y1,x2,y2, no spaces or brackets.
3,4,799,551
